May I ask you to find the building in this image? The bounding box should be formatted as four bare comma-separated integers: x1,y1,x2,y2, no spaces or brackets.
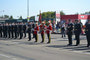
61,14,89,25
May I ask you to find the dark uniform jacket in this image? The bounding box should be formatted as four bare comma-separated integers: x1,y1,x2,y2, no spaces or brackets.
23,24,26,32
14,25,18,32
85,23,90,34
0,25,3,32
18,24,23,32
67,23,73,34
27,24,32,33
74,23,82,34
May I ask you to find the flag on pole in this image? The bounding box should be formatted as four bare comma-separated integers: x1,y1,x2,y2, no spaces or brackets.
39,10,42,24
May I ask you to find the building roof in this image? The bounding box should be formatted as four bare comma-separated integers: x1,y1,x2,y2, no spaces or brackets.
0,18,8,20
61,14,88,20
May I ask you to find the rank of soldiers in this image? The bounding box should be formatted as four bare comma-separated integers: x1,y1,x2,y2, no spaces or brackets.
0,20,90,46
0,21,52,44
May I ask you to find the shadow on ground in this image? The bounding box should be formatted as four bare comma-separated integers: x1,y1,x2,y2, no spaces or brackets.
11,41,47,45
46,44,90,52
0,38,21,41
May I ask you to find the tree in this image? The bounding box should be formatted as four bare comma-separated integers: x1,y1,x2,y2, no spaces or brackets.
75,12,79,15
30,16,35,20
81,11,90,15
41,11,55,19
35,11,65,21
4,15,9,18
60,11,65,15
19,16,23,19
9,15,13,20
0,16,3,18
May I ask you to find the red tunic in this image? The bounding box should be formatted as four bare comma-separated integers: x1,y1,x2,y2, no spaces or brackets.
46,25,52,34
40,25,47,34
34,26,39,34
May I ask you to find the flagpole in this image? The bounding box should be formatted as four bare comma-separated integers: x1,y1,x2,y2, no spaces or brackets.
27,0,29,22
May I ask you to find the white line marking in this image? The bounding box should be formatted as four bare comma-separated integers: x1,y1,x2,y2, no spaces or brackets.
0,54,17,60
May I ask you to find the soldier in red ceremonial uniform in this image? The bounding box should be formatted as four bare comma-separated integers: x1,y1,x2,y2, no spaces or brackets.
46,21,52,44
40,22,47,43
34,23,39,42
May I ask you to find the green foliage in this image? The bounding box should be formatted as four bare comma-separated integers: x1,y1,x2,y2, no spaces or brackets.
0,16,3,18
9,15,13,20
60,11,65,15
85,11,90,14
0,15,9,18
30,16,35,20
4,15,9,18
81,11,90,15
19,16,23,19
31,11,65,21
41,11,55,19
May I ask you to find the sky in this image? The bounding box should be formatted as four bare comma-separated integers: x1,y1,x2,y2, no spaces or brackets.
0,0,90,19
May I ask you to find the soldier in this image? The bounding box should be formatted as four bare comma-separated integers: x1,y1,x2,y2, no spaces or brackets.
23,23,27,38
85,20,90,47
74,20,82,46
67,20,73,46
16,23,19,38
0,23,3,37
61,23,66,38
3,23,5,38
7,23,11,38
14,23,18,39
4,23,8,38
46,21,52,44
18,22,23,39
32,22,35,38
11,23,14,38
40,22,47,43
3,23,7,38
27,22,32,41
2,24,4,38
34,23,39,42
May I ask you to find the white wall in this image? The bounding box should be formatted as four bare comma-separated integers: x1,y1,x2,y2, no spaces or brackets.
80,20,87,25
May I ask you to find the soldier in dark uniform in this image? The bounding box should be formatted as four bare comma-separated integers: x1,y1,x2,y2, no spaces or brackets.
0,24,3,37
3,23,5,38
85,20,90,47
61,23,66,38
14,23,18,39
2,24,4,38
74,20,82,46
17,23,19,38
4,23,8,38
23,23,27,38
11,23,14,38
18,22,23,39
7,23,11,38
32,22,35,38
27,22,32,41
67,20,73,46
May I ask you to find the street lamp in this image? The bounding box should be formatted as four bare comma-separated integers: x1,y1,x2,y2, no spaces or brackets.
27,0,29,22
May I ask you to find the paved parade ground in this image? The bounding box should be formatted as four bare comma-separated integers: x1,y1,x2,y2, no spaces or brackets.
0,34,90,60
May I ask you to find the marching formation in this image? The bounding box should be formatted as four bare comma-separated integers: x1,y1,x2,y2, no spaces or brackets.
0,20,90,47
0,21,52,44
0,22,27,39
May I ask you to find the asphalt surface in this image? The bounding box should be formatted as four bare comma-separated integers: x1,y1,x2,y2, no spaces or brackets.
0,34,90,60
